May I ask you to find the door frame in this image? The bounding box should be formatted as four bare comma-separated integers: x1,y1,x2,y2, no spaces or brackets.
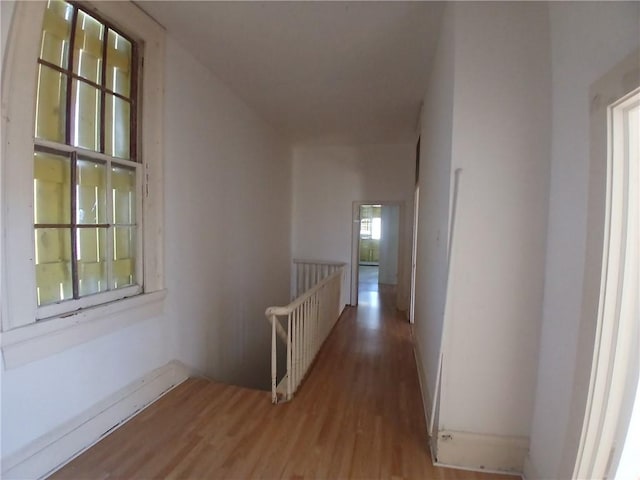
409,186,420,324
410,137,421,324
350,200,404,306
572,52,639,478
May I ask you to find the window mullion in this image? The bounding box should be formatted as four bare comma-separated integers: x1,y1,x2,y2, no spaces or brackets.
35,139,139,166
130,42,139,162
136,163,143,287
100,28,109,154
106,158,114,291
70,151,79,299
65,7,79,146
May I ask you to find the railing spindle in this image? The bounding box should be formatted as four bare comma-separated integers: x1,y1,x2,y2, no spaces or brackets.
295,308,300,391
302,300,307,372
304,303,307,373
294,306,299,390
305,264,310,293
271,314,277,403
287,312,292,399
266,261,345,403
307,297,312,362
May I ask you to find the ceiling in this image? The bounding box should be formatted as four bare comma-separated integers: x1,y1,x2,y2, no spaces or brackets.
136,1,444,145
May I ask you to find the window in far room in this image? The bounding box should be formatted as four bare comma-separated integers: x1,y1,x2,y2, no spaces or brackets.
360,205,381,240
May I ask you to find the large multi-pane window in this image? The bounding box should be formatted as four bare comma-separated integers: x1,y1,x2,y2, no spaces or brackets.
34,0,139,308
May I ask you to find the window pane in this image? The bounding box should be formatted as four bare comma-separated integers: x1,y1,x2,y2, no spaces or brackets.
35,65,67,143
72,80,100,152
372,218,381,240
76,159,106,224
40,0,73,68
112,166,136,224
106,30,132,98
113,226,135,289
77,228,107,296
35,228,72,306
73,10,104,84
34,151,71,224
105,94,130,159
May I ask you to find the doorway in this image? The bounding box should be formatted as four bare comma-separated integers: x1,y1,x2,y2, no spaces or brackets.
574,83,639,478
351,202,401,307
410,137,420,324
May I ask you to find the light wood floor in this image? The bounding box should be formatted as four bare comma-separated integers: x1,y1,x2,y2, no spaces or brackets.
51,287,517,479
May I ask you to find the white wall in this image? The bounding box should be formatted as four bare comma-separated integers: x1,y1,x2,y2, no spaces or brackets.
1,31,291,463
163,37,291,390
414,2,551,470
1,316,168,462
379,205,400,285
442,0,550,438
0,1,15,63
291,144,414,310
413,2,455,418
526,3,640,479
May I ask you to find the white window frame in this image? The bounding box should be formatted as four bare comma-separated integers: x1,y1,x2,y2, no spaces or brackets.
1,1,165,366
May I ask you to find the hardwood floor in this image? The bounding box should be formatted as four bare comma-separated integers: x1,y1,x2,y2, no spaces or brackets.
51,287,517,479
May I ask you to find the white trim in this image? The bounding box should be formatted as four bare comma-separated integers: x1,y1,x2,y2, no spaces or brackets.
350,200,405,307
573,49,640,479
412,325,440,459
411,326,432,436
575,89,640,478
1,360,190,480
409,185,419,324
33,138,141,168
428,167,463,439
1,290,166,369
350,201,360,305
36,285,141,320
1,1,165,337
434,461,525,480
1,1,44,330
434,430,529,475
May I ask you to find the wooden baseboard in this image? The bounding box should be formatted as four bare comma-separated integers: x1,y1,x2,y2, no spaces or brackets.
2,360,190,479
434,430,528,474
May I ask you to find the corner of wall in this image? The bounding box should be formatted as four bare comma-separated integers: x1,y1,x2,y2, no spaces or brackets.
2,361,189,480
523,454,542,480
411,326,432,434
434,431,529,474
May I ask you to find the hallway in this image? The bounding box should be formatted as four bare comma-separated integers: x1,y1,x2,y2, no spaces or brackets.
358,264,380,307
358,265,379,290
51,290,515,479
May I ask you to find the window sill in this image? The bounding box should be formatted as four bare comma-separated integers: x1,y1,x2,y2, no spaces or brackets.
1,290,166,370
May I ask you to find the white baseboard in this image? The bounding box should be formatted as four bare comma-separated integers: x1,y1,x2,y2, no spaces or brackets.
523,455,541,480
411,329,432,434
2,360,190,480
434,430,528,475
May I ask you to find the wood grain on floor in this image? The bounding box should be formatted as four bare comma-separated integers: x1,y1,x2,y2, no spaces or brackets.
51,287,518,480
